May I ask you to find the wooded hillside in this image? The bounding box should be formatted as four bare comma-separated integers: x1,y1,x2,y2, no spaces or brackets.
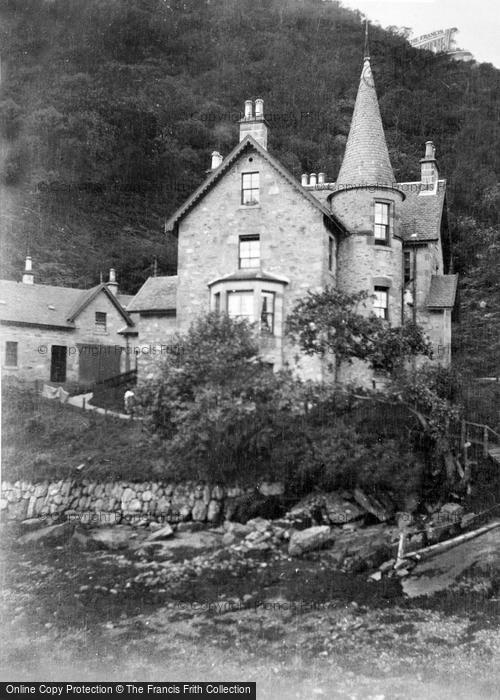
0,0,498,371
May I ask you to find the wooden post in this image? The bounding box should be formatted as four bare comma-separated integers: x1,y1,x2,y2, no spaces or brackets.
396,532,406,568
82,397,86,412
461,419,466,448
484,426,489,458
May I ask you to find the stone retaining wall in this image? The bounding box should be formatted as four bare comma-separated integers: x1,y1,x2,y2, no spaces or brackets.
0,479,284,525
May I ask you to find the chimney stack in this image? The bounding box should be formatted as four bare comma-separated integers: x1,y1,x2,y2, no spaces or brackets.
420,140,439,187
107,268,118,296
22,255,34,285
211,151,223,170
239,98,268,150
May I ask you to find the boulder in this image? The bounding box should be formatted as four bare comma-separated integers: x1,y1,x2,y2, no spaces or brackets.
288,526,335,557
192,501,208,521
87,526,131,550
246,517,272,532
207,499,222,523
18,521,74,546
353,488,391,522
146,523,174,541
223,521,252,537
20,518,47,533
288,493,365,526
258,481,285,496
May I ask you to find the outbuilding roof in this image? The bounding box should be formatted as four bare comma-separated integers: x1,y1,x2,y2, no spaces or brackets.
426,274,459,308
127,276,178,312
0,280,132,328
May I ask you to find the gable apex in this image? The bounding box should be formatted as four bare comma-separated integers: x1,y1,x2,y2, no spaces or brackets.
164,136,349,237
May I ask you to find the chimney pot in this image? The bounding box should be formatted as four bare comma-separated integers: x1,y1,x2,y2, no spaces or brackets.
309,173,317,186
425,140,435,159
244,100,253,120
107,268,118,295
22,255,34,284
318,172,325,184
301,173,308,186
255,98,264,119
421,141,438,186
211,151,223,170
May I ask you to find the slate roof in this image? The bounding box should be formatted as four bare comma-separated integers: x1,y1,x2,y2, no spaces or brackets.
336,59,395,187
164,136,349,236
127,276,178,312
398,181,446,242
0,280,133,328
426,274,458,308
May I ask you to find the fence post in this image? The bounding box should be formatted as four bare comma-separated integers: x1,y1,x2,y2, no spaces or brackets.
82,397,86,412
484,426,489,458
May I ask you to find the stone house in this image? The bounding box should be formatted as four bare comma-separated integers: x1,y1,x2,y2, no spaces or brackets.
126,275,178,376
159,57,457,384
0,261,136,386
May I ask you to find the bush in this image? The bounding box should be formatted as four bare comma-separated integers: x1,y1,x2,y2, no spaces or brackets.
136,313,306,484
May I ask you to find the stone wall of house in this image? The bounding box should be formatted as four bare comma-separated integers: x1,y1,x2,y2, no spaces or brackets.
0,479,285,525
1,326,78,383
135,314,177,377
2,291,131,384
175,150,333,381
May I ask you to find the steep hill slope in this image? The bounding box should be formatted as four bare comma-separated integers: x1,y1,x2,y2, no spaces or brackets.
0,0,499,367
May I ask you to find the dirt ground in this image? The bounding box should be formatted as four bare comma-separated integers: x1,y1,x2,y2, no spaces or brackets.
1,524,500,700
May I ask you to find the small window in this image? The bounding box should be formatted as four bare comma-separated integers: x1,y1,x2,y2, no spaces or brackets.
5,341,18,367
95,311,107,330
241,172,260,205
373,287,389,320
404,250,412,285
227,290,254,322
328,236,334,272
214,292,221,313
239,235,260,268
260,291,275,334
374,202,390,244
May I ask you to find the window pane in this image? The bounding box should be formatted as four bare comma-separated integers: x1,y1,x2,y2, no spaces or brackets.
242,172,259,205
227,291,254,321
375,202,389,224
260,291,275,334
374,287,388,319
239,236,260,268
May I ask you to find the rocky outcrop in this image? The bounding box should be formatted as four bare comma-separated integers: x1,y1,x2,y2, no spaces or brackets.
288,526,335,556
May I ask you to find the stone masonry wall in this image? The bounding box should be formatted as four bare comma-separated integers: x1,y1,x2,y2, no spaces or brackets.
0,479,284,525
175,149,333,381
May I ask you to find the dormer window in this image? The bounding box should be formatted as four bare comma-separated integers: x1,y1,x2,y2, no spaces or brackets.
241,172,259,205
374,201,390,245
239,235,260,268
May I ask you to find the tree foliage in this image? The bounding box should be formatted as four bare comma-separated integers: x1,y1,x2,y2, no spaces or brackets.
286,286,432,374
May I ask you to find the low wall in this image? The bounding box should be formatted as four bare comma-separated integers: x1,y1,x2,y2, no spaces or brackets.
0,479,285,525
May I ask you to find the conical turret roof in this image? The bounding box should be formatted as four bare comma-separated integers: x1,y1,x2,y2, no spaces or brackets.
336,58,394,187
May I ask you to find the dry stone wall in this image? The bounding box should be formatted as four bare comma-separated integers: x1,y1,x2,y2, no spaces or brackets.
0,479,284,525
